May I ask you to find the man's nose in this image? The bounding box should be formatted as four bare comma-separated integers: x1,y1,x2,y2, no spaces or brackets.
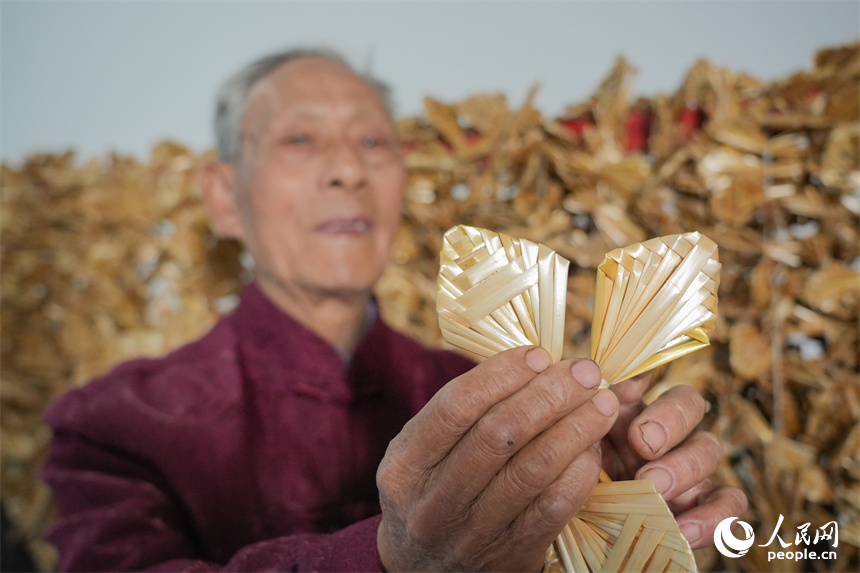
323,140,368,191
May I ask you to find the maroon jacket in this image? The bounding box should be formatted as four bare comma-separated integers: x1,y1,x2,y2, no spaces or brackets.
42,283,475,572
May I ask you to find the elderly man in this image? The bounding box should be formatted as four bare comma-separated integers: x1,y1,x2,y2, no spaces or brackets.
43,49,746,572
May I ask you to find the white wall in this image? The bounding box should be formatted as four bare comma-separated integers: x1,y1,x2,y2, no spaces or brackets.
2,0,857,163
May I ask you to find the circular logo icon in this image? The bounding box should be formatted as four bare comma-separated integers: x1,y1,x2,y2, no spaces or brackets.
714,517,755,558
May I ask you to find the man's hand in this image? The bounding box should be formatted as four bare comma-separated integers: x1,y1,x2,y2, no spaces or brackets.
376,347,618,572
601,374,749,548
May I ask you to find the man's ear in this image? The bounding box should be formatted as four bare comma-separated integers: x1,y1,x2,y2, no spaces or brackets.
198,161,245,240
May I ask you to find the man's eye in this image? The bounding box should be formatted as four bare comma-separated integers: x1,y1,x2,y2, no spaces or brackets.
362,136,386,148
284,134,310,145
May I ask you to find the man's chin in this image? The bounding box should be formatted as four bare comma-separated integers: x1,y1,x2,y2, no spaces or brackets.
301,268,382,300
256,262,385,300
320,263,386,290
317,276,379,300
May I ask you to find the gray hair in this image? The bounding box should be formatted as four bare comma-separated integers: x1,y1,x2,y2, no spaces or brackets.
214,47,395,164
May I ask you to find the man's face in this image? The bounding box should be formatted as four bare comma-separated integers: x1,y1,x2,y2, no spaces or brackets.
231,57,406,301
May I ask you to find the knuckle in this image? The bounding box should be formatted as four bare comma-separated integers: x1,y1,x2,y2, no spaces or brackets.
535,490,576,530
434,350,536,434
508,445,561,494
536,370,576,410
376,462,392,492
534,456,600,528
668,397,700,430
489,347,535,380
661,385,706,427
568,408,611,446
701,430,724,452
675,451,705,485
698,487,749,533
670,383,704,405
725,485,749,515
406,494,460,544
403,512,433,544
433,388,478,434
376,455,400,497
685,388,707,417
693,431,725,467
473,415,523,458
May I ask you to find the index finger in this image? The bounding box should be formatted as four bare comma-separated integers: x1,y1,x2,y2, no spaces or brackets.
609,370,654,406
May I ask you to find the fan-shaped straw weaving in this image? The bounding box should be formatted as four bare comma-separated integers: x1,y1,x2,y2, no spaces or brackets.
544,478,698,573
592,232,720,388
437,224,569,363
437,225,721,573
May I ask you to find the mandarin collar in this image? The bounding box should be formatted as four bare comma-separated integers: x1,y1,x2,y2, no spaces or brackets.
231,282,386,403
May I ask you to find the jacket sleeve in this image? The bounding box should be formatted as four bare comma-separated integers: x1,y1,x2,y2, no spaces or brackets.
42,427,386,573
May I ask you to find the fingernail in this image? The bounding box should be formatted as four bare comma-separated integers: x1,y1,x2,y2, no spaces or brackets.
591,389,618,416
571,360,599,389
525,347,551,373
640,467,673,495
639,421,668,455
680,522,702,545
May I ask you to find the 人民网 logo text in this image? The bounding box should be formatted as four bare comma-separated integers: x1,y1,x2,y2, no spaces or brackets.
714,515,838,562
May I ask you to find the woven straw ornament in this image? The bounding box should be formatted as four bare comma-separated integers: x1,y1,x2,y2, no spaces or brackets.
437,225,721,573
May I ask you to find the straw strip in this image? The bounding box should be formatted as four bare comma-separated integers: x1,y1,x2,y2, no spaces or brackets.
562,523,590,573
667,556,693,573
571,517,605,572
584,501,674,514
623,527,667,572
454,259,537,325
598,513,645,572
645,546,676,573
550,476,698,571
555,526,576,573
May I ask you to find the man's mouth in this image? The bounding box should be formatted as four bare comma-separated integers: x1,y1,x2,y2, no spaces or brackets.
315,218,372,234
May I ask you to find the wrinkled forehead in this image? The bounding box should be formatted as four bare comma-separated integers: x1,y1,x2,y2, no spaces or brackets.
242,57,391,135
